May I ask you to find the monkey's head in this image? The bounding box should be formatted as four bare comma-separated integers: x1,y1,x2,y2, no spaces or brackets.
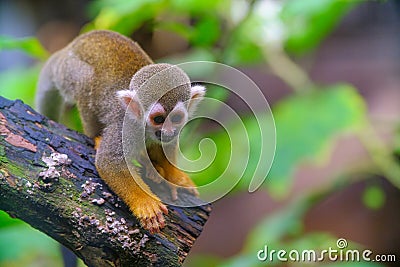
117,63,205,144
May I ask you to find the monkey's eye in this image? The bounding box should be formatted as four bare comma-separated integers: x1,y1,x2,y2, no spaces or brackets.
170,114,183,124
153,115,165,124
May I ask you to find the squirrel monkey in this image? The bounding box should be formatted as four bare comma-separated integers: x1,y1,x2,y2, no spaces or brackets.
36,30,205,233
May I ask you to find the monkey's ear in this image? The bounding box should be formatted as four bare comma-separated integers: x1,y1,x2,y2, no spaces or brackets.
116,90,143,120
188,85,206,115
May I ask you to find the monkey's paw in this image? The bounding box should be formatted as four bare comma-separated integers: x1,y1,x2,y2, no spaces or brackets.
131,196,168,234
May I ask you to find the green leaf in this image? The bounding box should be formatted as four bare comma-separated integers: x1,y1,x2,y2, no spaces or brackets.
222,17,264,65
267,84,367,198
231,201,338,266
132,159,143,168
244,197,310,252
0,211,23,229
284,232,338,252
185,254,223,267
87,0,163,35
158,21,193,40
223,39,264,66
394,126,400,157
170,0,223,14
159,16,221,47
190,16,221,47
281,0,357,54
180,105,274,196
176,85,366,199
0,214,86,266
162,50,219,92
0,36,48,60
61,106,84,133
89,0,161,17
362,185,385,210
181,124,231,187
0,224,60,265
0,66,41,107
219,254,265,267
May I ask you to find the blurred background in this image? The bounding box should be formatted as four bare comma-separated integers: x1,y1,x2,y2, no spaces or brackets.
1,0,400,266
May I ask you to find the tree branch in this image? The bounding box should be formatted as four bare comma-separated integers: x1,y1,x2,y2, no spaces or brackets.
0,96,211,267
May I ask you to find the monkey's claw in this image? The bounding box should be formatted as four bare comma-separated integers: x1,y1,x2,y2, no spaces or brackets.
142,209,167,234
132,197,168,234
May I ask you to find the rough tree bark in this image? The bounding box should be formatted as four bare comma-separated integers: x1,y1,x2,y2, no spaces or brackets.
0,96,211,267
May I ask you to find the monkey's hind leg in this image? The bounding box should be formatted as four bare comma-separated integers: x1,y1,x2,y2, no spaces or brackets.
36,77,65,122
161,162,199,201
149,145,199,201
75,101,104,139
36,52,73,122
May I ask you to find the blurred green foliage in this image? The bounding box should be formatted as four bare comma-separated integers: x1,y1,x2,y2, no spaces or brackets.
362,185,386,210
0,0,397,266
0,36,48,60
266,84,366,198
282,0,356,54
0,66,40,107
0,212,61,267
